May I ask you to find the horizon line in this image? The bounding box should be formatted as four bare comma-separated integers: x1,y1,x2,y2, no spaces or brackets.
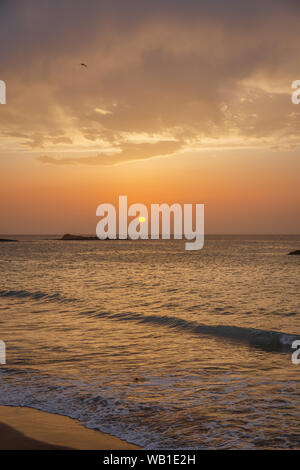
1,233,300,237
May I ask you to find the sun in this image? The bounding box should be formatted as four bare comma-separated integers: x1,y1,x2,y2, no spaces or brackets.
139,216,146,223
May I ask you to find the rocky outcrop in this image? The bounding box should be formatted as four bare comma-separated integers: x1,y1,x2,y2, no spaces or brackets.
288,250,300,255
61,234,98,241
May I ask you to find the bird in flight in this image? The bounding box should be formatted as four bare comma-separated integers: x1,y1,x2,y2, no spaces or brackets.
80,63,88,68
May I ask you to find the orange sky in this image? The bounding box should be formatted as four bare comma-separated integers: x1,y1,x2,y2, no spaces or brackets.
0,1,300,234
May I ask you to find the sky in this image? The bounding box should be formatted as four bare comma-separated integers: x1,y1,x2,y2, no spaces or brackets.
0,0,300,234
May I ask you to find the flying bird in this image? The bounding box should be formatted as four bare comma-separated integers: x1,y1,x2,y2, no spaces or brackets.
80,63,88,68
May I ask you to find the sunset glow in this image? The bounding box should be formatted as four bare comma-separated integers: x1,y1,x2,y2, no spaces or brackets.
1,1,300,455
0,1,299,235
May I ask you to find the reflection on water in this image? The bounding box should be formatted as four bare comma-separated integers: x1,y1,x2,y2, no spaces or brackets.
0,236,299,448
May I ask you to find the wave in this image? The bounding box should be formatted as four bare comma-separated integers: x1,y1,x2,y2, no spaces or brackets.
0,289,76,304
95,311,300,352
1,288,298,352
0,370,168,449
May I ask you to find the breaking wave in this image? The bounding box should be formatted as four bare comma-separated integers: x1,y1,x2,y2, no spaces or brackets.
94,311,300,352
1,288,298,352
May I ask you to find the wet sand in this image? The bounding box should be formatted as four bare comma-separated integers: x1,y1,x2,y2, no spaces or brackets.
0,406,140,450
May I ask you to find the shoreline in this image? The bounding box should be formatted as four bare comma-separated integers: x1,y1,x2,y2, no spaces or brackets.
0,406,140,450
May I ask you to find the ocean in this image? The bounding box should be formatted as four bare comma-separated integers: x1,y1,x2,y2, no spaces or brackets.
0,235,299,449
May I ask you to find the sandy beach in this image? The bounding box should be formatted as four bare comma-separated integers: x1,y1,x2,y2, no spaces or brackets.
0,406,140,450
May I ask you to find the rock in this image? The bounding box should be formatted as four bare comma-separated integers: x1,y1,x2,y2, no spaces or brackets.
61,234,129,241
288,250,300,255
61,234,98,241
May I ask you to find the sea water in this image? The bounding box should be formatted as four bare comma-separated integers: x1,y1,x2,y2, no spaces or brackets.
0,235,299,449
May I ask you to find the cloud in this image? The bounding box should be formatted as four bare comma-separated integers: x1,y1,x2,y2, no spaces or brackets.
37,140,183,166
1,0,300,162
